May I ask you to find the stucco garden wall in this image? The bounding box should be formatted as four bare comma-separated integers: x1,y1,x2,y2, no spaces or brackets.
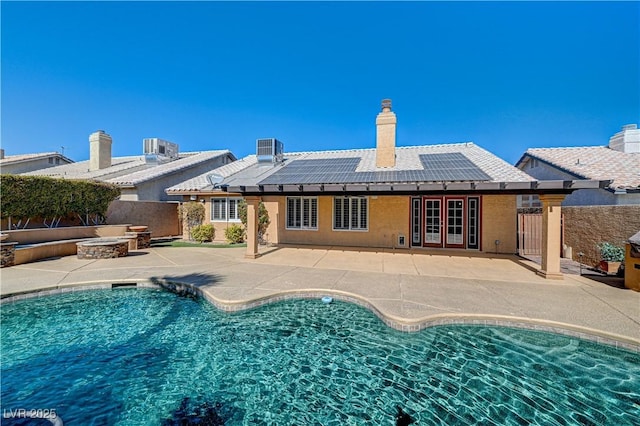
2,224,130,245
106,200,180,238
562,205,640,266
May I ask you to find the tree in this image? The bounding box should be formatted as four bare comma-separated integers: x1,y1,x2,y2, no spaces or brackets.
178,202,205,241
238,200,270,244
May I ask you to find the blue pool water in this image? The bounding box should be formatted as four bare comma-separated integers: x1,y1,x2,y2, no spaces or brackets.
1,289,639,425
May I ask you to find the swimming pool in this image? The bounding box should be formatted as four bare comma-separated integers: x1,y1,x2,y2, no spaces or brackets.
1,289,639,425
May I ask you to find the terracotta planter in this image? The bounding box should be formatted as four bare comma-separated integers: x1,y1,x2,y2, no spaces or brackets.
128,226,148,232
599,260,621,274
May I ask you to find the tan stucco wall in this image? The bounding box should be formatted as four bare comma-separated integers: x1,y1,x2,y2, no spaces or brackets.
179,195,244,242
264,195,411,249
2,225,130,245
625,243,640,291
179,193,519,252
481,195,518,254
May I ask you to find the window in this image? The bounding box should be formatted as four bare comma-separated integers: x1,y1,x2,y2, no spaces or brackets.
517,195,541,209
48,157,54,164
334,196,368,231
211,197,241,221
286,197,317,230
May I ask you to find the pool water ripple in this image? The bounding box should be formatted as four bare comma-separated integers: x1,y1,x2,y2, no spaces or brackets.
1,289,639,425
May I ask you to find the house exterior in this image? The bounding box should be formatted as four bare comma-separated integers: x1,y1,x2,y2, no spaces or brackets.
515,124,640,206
0,150,74,174
22,131,236,201
169,100,601,279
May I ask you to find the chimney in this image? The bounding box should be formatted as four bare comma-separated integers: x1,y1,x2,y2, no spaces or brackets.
609,124,640,153
376,99,396,168
89,130,112,171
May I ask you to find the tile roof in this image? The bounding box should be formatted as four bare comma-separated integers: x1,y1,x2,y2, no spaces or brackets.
169,142,534,193
107,150,232,186
166,155,258,192
232,142,534,186
1,152,73,165
22,156,148,180
22,150,233,186
523,146,640,190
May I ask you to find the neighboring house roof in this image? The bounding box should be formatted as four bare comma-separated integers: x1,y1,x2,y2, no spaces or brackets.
518,147,640,190
166,155,259,192
106,150,233,186
22,150,234,186
0,152,74,166
23,155,149,180
169,142,535,194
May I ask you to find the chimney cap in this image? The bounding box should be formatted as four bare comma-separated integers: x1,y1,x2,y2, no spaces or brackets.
381,99,392,111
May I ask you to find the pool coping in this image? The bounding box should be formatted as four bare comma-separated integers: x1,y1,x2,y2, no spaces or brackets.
2,279,639,353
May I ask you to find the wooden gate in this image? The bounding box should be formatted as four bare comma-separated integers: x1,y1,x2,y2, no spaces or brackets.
517,213,564,256
517,213,542,256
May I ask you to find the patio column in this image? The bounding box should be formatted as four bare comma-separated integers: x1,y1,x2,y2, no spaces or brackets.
245,196,261,259
537,194,565,280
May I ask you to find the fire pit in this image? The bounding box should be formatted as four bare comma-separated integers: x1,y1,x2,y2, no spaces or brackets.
76,239,129,259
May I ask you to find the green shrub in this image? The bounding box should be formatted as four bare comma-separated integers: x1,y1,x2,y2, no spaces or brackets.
191,224,215,243
224,224,245,244
178,202,206,240
238,200,270,243
598,242,624,262
0,175,120,226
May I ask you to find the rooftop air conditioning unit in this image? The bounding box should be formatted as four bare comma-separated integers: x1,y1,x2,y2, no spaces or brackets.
143,138,179,160
256,138,284,163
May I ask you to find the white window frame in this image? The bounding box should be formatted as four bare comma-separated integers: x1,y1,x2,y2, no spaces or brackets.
210,197,242,222
286,196,318,230
333,196,368,231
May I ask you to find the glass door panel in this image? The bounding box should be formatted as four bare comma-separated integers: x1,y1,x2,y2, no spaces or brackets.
411,198,421,246
424,199,442,246
446,199,464,247
467,197,480,249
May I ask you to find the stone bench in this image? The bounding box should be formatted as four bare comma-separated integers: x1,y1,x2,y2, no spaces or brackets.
76,239,129,259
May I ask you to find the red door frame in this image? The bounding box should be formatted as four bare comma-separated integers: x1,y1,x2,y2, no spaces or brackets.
443,197,466,249
423,197,443,247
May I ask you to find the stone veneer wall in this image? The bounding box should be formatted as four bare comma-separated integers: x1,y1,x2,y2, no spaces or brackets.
1,242,17,267
563,205,640,266
77,240,128,259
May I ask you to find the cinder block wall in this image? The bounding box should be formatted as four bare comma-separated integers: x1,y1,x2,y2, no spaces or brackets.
563,205,640,266
106,200,180,237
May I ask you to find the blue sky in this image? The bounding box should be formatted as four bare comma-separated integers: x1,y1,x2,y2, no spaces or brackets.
2,1,638,165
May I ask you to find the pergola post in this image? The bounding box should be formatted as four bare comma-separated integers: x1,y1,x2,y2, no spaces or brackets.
537,194,566,279
244,196,261,259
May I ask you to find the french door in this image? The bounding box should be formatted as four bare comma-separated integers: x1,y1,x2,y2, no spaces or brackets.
445,198,465,248
411,196,481,249
424,198,443,247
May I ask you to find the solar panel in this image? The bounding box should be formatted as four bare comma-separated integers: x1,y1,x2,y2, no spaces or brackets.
419,153,491,181
258,153,491,186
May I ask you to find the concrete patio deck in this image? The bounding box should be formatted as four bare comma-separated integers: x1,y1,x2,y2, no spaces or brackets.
1,245,638,350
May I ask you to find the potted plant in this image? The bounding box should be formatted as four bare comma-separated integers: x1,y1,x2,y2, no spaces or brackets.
597,242,624,274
